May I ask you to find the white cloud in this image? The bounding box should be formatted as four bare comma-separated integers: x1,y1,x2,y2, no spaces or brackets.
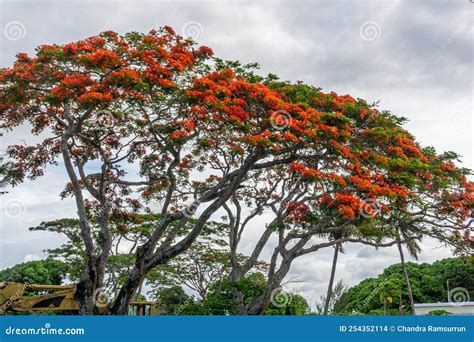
23,254,41,262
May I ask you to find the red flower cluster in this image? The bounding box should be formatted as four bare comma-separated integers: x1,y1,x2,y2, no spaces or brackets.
284,201,310,224
290,162,322,179
77,91,113,106
0,25,472,230
106,69,141,87
169,129,189,141
81,50,122,69
61,74,95,89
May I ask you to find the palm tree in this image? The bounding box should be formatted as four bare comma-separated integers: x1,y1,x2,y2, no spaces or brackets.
323,227,347,315
0,156,11,195
323,242,341,315
395,226,420,314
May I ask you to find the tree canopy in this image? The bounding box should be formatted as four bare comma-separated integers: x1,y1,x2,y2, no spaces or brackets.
0,259,68,285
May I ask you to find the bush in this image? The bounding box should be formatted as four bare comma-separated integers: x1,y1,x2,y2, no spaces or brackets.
427,309,452,316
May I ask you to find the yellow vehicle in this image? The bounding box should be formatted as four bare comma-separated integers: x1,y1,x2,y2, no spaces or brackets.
0,281,156,315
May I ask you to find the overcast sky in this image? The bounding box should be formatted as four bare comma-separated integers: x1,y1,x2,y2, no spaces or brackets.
0,0,472,305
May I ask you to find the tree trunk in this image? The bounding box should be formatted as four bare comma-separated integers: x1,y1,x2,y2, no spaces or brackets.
109,268,145,315
134,276,145,300
323,243,340,315
75,253,114,315
111,152,265,314
76,281,96,315
61,135,110,315
396,239,415,314
243,284,276,315
75,260,99,315
243,255,294,315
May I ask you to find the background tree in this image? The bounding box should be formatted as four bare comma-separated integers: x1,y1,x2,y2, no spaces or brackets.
210,75,473,314
334,256,474,315
153,286,193,315
189,272,309,315
395,226,420,313
0,259,68,285
316,279,347,315
323,237,344,315
147,238,267,300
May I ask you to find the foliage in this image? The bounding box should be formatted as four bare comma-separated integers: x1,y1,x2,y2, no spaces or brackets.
265,293,311,316
427,309,452,316
0,259,68,285
200,273,266,315
154,286,193,315
147,238,268,300
315,279,347,315
334,257,474,315
188,273,309,315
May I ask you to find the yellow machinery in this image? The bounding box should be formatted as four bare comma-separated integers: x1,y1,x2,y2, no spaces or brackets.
0,281,156,315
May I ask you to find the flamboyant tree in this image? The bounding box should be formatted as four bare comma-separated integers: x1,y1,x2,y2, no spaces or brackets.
1,27,472,315
198,74,473,314
1,27,224,314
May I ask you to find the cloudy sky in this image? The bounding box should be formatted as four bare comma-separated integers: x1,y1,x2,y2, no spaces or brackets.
0,0,472,305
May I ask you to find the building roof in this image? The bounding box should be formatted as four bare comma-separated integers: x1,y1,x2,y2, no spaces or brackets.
414,302,474,308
